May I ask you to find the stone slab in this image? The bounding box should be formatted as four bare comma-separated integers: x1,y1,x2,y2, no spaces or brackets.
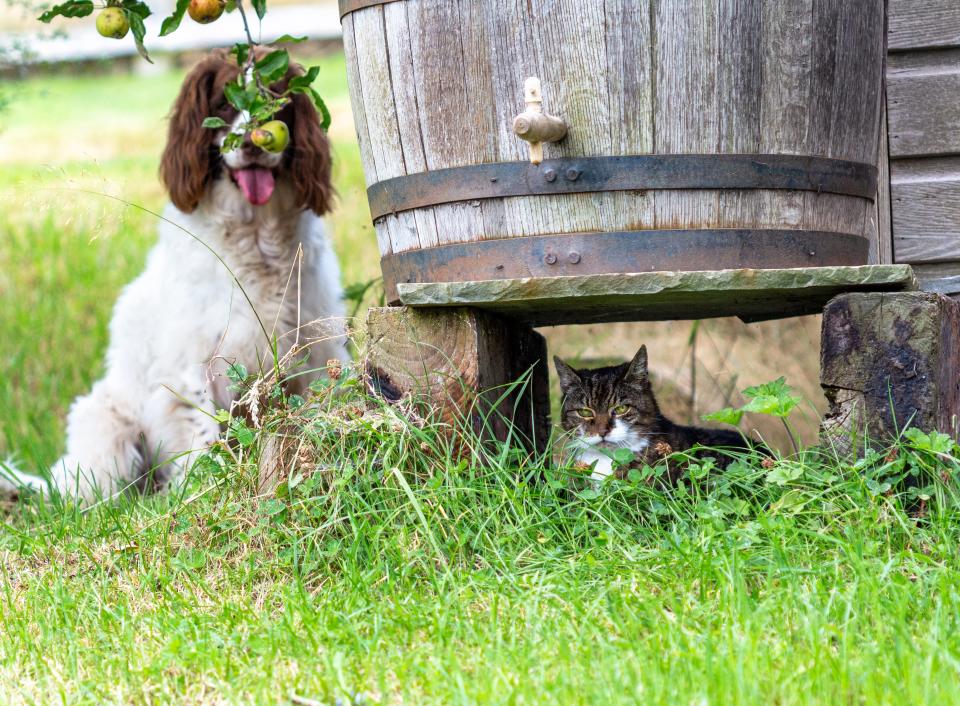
396,265,917,326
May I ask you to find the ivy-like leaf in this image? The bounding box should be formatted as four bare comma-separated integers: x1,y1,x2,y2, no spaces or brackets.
309,88,332,131
38,0,94,22
251,0,267,19
255,49,289,83
160,0,190,36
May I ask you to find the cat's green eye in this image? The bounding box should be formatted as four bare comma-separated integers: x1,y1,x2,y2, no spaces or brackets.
576,408,595,418
611,404,631,416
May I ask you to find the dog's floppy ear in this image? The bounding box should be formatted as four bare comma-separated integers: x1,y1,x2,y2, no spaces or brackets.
288,90,333,215
160,54,223,213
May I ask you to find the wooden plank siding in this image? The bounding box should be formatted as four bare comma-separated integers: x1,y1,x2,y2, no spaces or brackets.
887,3,960,292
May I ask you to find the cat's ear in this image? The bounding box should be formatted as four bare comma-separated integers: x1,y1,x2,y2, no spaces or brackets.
553,355,581,391
624,345,649,383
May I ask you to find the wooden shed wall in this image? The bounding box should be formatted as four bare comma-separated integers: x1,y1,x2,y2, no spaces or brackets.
888,0,960,292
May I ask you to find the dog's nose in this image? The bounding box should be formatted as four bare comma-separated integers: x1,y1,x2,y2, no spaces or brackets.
240,133,263,157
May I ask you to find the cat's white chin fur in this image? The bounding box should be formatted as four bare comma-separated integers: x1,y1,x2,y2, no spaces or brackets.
571,419,650,482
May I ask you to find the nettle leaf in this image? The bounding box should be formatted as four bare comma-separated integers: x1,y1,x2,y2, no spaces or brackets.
310,88,332,131
202,116,229,129
160,0,190,36
38,0,93,22
702,407,744,426
251,0,267,20
904,427,956,455
741,393,800,418
255,49,289,83
743,376,796,403
741,376,801,418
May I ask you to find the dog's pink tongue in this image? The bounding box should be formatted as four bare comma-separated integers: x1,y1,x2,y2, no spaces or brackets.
233,167,275,205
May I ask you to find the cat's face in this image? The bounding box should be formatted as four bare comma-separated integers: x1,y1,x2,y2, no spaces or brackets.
554,345,659,449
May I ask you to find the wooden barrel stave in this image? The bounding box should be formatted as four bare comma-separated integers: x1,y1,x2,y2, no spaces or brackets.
342,0,886,287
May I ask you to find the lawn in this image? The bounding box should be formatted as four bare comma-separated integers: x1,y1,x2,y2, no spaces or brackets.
4,52,960,706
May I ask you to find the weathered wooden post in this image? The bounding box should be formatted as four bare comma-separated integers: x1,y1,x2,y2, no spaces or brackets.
339,0,914,452
821,292,960,453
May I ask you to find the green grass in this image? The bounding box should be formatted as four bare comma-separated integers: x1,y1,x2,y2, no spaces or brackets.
5,54,960,706
4,373,960,705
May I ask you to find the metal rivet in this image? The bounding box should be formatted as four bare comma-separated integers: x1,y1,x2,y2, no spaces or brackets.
543,169,557,182
565,168,581,181
568,251,581,264
544,253,558,265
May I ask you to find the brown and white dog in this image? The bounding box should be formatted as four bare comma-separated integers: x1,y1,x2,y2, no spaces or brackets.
2,50,348,501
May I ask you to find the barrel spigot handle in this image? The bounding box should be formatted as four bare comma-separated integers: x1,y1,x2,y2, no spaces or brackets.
513,77,568,165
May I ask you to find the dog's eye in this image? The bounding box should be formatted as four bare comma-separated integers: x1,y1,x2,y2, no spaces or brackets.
611,405,631,416
576,408,595,419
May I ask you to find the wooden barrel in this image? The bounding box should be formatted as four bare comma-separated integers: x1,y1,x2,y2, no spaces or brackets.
340,0,887,319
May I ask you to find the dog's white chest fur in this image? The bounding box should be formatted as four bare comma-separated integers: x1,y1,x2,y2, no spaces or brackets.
2,181,348,501
116,182,345,407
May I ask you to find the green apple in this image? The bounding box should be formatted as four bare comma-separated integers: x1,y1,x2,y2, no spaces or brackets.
96,7,129,39
251,120,290,154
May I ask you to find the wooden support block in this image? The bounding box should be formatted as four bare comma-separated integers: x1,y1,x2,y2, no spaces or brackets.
820,292,960,454
365,306,550,454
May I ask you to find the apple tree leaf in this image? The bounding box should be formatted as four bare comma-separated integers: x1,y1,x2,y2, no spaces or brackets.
38,0,94,22
160,0,190,36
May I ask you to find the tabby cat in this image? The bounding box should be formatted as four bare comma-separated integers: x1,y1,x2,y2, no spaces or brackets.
554,345,760,481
